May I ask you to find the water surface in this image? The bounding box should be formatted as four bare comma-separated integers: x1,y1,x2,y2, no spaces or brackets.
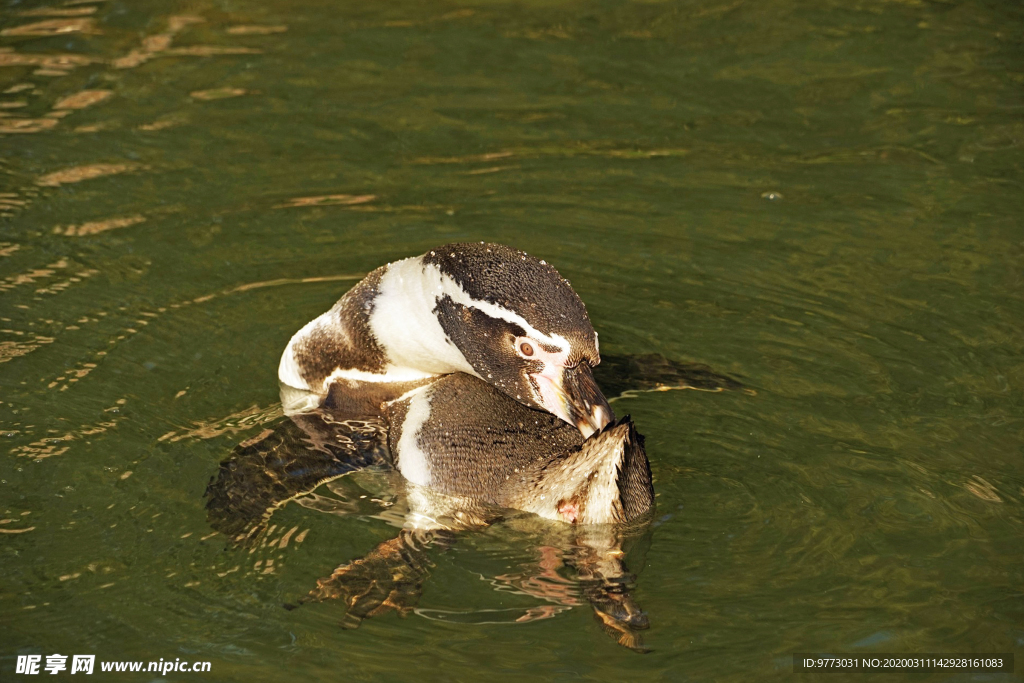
2,0,1022,680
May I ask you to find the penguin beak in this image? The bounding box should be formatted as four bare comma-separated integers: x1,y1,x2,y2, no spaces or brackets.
533,363,614,438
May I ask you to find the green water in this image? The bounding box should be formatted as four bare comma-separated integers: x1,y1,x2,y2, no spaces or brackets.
2,0,1022,680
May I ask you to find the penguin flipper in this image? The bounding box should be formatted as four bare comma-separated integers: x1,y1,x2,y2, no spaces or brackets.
204,412,389,544
594,353,749,400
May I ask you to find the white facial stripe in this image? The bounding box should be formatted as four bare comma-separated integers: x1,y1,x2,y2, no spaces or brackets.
394,383,433,487
369,257,479,376
370,256,569,376
430,266,570,353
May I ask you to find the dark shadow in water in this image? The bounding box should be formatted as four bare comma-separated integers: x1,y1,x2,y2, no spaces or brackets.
204,413,389,543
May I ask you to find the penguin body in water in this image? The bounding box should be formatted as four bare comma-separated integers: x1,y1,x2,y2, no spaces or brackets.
205,373,656,650
385,373,653,526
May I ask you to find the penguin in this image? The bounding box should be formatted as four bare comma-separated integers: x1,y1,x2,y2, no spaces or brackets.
384,373,654,525
278,243,613,437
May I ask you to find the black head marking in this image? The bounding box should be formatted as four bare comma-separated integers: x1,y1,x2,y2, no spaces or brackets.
432,294,531,390
433,294,560,410
423,243,598,365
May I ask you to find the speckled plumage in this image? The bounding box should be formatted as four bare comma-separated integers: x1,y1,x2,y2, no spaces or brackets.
282,266,389,390
423,243,599,367
385,373,654,525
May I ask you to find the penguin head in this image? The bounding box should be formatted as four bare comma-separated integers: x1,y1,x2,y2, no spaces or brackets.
425,243,613,437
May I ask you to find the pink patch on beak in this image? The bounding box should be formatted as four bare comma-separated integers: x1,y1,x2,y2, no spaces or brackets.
533,371,566,414
528,346,574,422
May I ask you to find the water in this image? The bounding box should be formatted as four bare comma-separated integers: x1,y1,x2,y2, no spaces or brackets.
2,0,1022,679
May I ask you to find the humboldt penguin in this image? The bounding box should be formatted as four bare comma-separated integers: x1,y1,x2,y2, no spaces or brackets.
278,242,613,437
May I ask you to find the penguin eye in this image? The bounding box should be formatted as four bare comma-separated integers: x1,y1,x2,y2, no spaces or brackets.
519,342,535,357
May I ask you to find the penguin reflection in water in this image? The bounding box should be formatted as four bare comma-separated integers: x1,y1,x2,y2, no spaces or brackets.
206,243,744,651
